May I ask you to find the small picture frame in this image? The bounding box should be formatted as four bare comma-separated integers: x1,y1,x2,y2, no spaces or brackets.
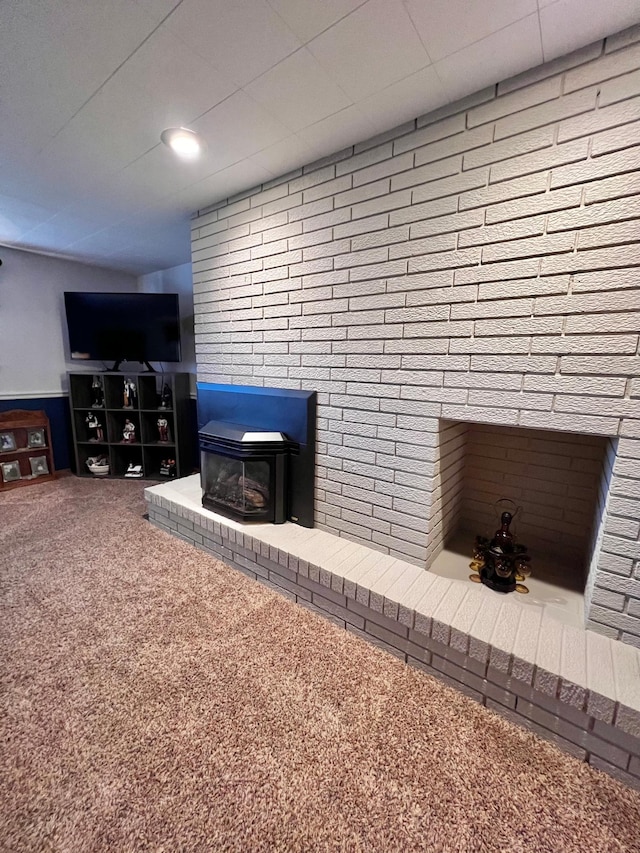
27,428,46,448
29,455,49,477
0,431,17,452
1,460,21,482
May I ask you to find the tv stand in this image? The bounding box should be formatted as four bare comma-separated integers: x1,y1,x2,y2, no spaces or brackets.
68,371,193,480
110,360,156,373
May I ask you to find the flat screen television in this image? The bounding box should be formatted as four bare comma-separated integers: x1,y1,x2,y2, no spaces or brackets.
64,291,181,371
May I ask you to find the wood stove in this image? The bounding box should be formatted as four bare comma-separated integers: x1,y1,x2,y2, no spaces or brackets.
199,420,295,524
197,383,316,528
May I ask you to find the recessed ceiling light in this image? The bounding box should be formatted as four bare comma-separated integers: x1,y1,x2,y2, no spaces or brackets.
160,127,205,160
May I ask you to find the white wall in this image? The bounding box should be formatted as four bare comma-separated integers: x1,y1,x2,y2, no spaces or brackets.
0,249,197,399
0,246,137,398
138,262,196,385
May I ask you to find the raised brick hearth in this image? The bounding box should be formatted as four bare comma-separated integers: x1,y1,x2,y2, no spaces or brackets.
145,476,640,790
190,27,640,646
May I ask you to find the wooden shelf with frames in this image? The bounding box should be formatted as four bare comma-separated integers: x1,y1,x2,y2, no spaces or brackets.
0,409,56,492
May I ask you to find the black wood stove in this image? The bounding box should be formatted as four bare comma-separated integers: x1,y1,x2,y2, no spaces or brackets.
197,382,316,528
199,420,296,524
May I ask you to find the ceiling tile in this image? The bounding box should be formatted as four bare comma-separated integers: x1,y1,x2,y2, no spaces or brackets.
0,90,79,168
167,0,302,87
296,105,377,155
540,0,640,60
105,242,190,275
134,0,183,19
308,0,430,100
117,146,216,205
434,14,543,101
179,160,275,212
267,0,367,42
33,86,160,186
19,212,117,249
106,211,187,244
405,0,538,63
115,27,238,124
55,178,154,222
66,227,131,256
357,66,450,131
34,33,238,193
193,91,291,164
249,135,321,177
0,195,57,241
0,0,163,82
0,161,111,213
66,211,188,269
0,0,169,159
245,48,352,132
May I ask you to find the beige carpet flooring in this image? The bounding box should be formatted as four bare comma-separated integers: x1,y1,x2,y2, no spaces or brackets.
2,475,640,853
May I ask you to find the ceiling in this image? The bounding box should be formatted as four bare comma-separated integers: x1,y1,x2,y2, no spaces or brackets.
1,0,639,276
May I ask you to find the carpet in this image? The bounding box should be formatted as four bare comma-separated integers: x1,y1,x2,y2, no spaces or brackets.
1,475,639,852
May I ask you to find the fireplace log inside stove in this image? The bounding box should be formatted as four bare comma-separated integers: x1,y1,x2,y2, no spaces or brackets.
199,420,296,524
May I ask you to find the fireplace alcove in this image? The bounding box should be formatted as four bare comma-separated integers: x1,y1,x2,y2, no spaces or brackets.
426,419,614,629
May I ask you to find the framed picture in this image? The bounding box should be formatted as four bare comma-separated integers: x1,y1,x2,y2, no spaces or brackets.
29,455,49,477
27,428,46,448
1,460,21,482
0,431,17,452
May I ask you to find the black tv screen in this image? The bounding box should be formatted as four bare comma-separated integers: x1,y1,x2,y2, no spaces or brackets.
64,292,182,366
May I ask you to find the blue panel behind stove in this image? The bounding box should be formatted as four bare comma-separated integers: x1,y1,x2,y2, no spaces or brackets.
197,382,312,443
196,382,316,527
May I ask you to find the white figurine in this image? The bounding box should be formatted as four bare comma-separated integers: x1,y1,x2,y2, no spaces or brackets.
122,419,136,443
91,375,105,407
85,412,104,442
123,378,137,408
157,417,169,442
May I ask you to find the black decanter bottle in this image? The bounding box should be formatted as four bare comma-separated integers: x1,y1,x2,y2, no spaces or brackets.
474,511,530,593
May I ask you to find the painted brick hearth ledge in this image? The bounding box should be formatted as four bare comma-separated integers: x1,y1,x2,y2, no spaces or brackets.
146,476,640,791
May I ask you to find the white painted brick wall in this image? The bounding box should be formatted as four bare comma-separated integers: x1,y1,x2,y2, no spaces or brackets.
425,420,468,569
191,30,640,645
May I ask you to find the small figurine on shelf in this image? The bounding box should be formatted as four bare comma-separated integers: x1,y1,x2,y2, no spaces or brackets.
122,419,136,443
125,461,143,478
85,412,104,442
86,455,109,476
159,458,177,478
123,378,138,409
160,382,173,410
91,375,105,408
157,417,169,442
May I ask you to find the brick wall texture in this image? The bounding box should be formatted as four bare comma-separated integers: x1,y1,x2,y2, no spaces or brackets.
190,27,640,646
